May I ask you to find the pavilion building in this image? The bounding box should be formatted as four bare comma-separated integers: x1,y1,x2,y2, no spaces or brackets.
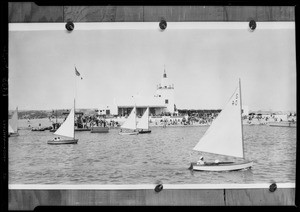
111,68,176,117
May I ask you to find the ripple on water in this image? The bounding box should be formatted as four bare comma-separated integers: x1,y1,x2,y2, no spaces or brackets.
9,123,296,184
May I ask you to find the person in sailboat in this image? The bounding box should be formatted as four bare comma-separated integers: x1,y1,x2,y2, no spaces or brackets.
197,156,205,165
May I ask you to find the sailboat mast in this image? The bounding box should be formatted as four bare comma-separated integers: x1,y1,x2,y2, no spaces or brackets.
74,66,76,140
134,105,137,129
239,78,245,159
16,107,18,133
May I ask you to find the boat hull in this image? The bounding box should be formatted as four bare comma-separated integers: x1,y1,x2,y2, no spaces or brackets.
75,128,91,131
31,129,45,131
9,132,19,137
268,122,296,128
91,127,109,133
47,139,78,145
138,130,151,134
190,161,253,172
119,131,139,135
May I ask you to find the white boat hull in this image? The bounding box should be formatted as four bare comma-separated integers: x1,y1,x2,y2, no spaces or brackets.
119,131,139,135
190,161,253,172
47,139,78,145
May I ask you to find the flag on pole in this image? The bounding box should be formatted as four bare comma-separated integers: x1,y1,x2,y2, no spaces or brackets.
75,67,83,79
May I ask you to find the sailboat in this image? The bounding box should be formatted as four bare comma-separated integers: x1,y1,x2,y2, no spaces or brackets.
47,100,78,145
189,79,253,171
137,107,151,134
9,107,19,137
119,106,139,135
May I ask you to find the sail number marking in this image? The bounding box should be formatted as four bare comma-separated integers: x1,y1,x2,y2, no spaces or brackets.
232,93,238,106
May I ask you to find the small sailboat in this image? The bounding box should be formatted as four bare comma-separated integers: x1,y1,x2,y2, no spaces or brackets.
189,79,253,171
9,107,19,137
119,106,139,135
137,107,151,134
47,102,78,145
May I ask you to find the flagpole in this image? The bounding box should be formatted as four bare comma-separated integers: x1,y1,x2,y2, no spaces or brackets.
239,78,245,159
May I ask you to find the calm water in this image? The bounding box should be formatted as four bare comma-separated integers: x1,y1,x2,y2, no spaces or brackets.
9,119,296,184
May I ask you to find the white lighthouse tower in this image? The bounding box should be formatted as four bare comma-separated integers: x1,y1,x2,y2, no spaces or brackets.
155,66,175,114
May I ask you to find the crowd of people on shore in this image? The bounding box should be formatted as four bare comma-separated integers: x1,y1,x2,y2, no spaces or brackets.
245,113,296,125
44,111,296,130
73,115,120,129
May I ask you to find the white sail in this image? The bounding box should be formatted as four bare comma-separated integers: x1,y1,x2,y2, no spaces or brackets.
54,107,75,139
137,107,149,130
193,81,244,158
8,124,14,133
9,108,18,133
121,106,137,130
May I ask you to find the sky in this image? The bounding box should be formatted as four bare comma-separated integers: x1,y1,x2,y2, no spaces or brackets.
9,23,296,112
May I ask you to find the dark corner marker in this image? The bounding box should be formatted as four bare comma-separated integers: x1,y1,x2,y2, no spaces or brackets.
65,21,74,32
155,184,163,192
249,20,256,32
159,19,167,31
269,183,277,192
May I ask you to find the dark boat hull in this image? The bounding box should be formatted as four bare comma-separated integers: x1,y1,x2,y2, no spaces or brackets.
138,130,151,134
91,127,109,133
47,139,78,145
9,132,19,137
75,128,91,131
31,129,45,131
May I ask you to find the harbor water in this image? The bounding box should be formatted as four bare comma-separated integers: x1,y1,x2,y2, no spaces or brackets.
9,119,296,184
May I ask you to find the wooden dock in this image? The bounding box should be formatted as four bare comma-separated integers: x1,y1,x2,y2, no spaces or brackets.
8,183,295,209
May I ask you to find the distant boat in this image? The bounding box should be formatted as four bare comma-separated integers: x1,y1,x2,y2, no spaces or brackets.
91,126,109,133
119,106,139,135
75,128,91,131
137,107,151,134
31,128,46,131
47,101,78,145
189,79,253,171
268,121,296,128
9,107,19,137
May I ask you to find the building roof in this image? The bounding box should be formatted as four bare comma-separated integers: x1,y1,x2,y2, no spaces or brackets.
115,96,167,108
118,105,167,108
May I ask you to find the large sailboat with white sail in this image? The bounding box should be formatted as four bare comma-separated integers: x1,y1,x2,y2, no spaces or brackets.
47,67,81,144
189,79,253,171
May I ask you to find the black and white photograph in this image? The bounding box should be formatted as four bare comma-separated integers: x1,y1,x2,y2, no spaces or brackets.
6,4,297,207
